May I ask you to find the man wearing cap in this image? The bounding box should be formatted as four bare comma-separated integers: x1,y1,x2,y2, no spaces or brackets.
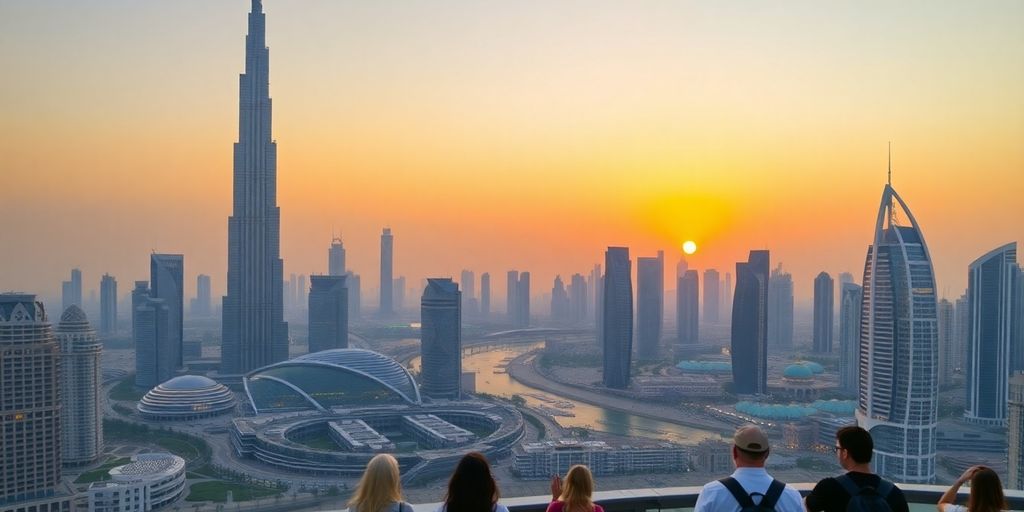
694,425,803,512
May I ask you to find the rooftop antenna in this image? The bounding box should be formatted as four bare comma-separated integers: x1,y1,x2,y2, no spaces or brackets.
887,141,892,186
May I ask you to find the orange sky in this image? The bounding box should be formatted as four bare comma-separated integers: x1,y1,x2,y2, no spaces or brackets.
1,1,1022,308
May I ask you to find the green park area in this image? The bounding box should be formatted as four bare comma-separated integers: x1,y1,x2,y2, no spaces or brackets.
103,419,210,463
186,481,282,503
74,457,132,484
109,375,146,402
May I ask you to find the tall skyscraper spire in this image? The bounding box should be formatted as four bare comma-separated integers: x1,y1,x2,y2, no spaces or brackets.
222,0,288,374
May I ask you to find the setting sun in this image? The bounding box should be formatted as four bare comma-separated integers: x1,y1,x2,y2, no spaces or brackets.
683,241,697,255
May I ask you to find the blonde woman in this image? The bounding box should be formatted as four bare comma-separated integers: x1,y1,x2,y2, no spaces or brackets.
546,465,604,512
349,454,411,512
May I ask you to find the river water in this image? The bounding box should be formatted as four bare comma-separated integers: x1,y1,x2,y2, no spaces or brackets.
410,342,722,445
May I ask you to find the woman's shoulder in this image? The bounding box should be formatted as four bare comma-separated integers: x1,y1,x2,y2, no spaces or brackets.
493,504,510,512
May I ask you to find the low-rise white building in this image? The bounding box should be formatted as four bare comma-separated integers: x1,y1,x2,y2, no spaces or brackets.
87,453,186,512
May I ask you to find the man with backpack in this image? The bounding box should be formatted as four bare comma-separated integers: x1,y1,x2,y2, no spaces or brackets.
804,426,909,512
694,425,804,512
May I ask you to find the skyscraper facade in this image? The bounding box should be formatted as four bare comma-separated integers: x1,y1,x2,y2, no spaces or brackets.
703,269,720,324
602,247,633,389
767,265,794,349
551,276,569,322
460,270,476,316
676,270,699,346
569,273,587,324
937,299,955,387
636,251,664,361
347,273,362,320
61,268,82,312
307,275,348,354
379,228,394,315
394,276,406,311
723,272,733,324
516,272,531,328
100,273,117,334
1009,374,1024,490
506,270,519,324
420,278,461,400
964,242,1018,426
813,271,835,353
839,283,863,393
730,250,769,396
133,281,171,388
191,274,212,317
56,305,103,466
0,294,63,505
592,265,603,346
222,0,288,375
480,272,490,317
328,237,346,276
857,182,938,484
151,254,183,370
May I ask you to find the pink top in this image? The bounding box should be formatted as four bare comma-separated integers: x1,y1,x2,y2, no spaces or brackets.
545,501,604,512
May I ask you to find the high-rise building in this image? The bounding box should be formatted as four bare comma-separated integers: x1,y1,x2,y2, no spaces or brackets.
636,251,664,361
591,265,603,345
420,278,461,400
460,270,476,316
839,283,863,393
347,273,361,320
151,254,183,370
569,274,587,324
857,180,938,484
602,247,633,389
703,269,720,324
56,305,103,466
297,274,307,311
328,237,346,276
813,272,835,353
517,272,531,328
100,274,117,333
222,0,288,375
551,276,569,322
964,242,1017,426
731,250,769,396
937,299,955,387
506,270,519,324
308,275,348,354
1015,265,1024,374
723,272,733,323
62,268,82,311
839,272,854,285
380,228,394,315
480,272,491,317
676,270,699,346
394,276,406,312
132,281,171,388
767,265,794,349
191,274,211,317
954,292,969,378
1009,374,1024,490
0,294,67,510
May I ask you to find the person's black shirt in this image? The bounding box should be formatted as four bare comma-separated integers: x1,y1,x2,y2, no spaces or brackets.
804,471,909,512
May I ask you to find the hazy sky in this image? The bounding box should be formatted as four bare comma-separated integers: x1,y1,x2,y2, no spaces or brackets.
1,0,1022,307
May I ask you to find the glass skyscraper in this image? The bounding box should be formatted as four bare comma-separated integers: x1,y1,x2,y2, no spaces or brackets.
602,247,633,389
730,250,769,395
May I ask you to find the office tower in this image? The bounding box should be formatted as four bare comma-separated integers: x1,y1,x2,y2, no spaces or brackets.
151,254,183,370
591,264,603,344
937,299,955,387
1016,265,1024,373
394,276,406,311
813,272,835,353
347,273,362,319
100,273,117,333
460,270,476,316
569,273,587,324
380,228,394,315
703,269,720,323
308,275,348,354
56,305,103,466
965,243,1017,425
222,0,288,375
955,292,969,376
0,294,65,508
420,278,461,399
506,270,519,323
602,247,633,389
328,236,346,276
191,274,211,317
677,270,699,346
636,251,664,361
62,268,82,311
517,272,531,328
723,272,733,323
839,272,854,286
1010,374,1024,490
133,282,171,388
297,274,307,309
551,276,569,322
480,272,491,317
731,250,769,395
767,265,794,349
857,179,938,484
839,283,863,393
286,273,297,307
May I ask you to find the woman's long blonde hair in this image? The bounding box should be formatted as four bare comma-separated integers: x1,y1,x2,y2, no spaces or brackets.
348,454,402,512
558,465,594,512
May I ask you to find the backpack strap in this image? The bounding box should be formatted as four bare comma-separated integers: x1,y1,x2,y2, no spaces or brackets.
718,477,756,508
760,480,786,509
874,479,894,498
835,474,861,497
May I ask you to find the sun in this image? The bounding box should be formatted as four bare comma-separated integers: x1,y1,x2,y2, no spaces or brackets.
683,240,697,255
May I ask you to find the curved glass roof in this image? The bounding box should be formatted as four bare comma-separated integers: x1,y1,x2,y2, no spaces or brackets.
161,375,220,391
59,305,89,324
783,364,814,379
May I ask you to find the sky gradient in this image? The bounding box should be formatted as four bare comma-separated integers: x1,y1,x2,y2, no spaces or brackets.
1,0,1022,307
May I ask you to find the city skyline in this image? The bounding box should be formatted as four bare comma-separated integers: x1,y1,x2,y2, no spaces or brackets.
1,2,1021,304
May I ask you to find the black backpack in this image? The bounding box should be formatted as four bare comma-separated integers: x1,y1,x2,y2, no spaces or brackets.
835,474,894,512
718,477,786,512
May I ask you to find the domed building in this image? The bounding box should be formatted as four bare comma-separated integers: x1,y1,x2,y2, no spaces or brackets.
56,305,104,466
138,375,236,421
244,348,422,413
780,363,817,400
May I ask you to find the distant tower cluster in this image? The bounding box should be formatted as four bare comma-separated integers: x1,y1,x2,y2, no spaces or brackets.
380,228,394,316
591,265,603,345
308,275,349,354
813,271,834,353
636,251,664,361
602,247,633,389
394,276,406,311
56,305,103,466
839,282,862,393
568,273,587,324
702,269,720,324
100,273,117,333
190,274,212,317
731,250,769,395
550,276,569,322
460,270,477,316
420,278,461,400
767,265,794,349
937,299,955,387
506,270,530,328
676,270,699,348
480,272,491,318
723,272,733,323
62,268,82,311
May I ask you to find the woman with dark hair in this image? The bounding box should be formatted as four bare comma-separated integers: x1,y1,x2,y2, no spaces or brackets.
438,452,508,512
938,465,1007,512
